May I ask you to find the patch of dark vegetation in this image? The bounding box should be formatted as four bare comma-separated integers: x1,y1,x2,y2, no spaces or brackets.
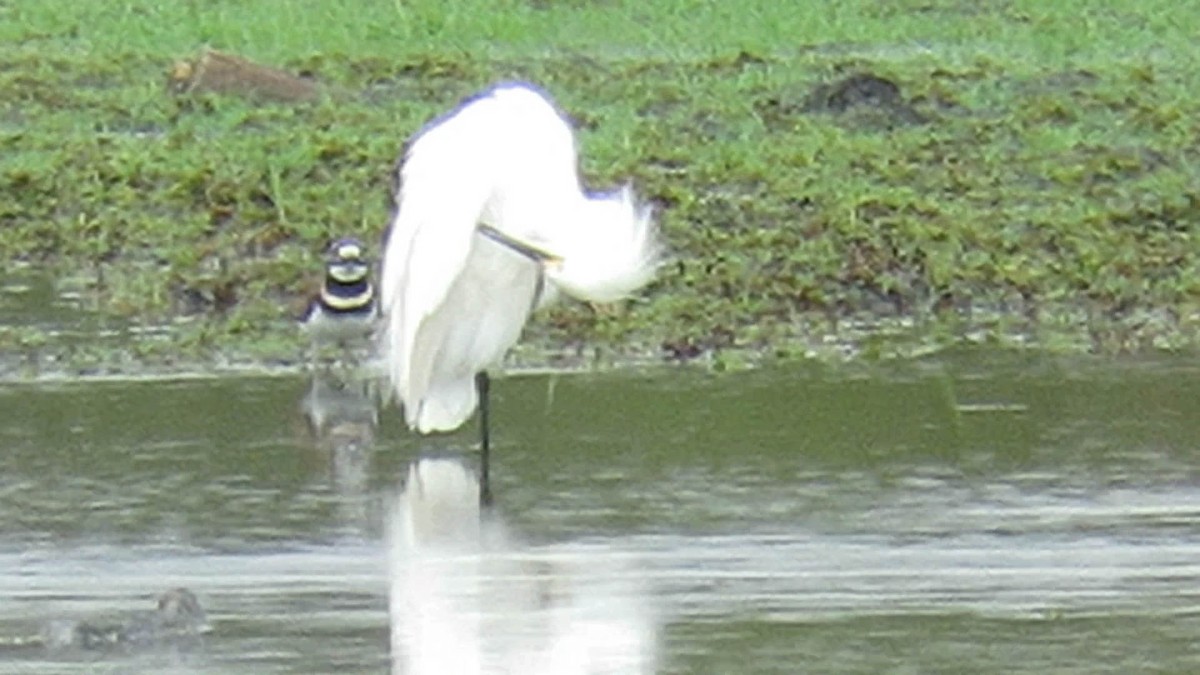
808,73,903,113
755,71,930,133
804,72,929,127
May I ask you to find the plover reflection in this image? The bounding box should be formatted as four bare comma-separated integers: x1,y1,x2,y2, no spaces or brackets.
299,372,379,454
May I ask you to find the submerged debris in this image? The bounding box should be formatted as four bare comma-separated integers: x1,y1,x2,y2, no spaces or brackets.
0,588,210,653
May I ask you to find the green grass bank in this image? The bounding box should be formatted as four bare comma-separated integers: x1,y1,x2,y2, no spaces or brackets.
1,0,1197,374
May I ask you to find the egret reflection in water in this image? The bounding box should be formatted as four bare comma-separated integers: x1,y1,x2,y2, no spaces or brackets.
388,456,658,674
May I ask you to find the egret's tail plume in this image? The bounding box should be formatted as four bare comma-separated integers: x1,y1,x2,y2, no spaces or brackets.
547,186,662,304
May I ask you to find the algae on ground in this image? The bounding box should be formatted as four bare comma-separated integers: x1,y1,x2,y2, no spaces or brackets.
0,0,1197,374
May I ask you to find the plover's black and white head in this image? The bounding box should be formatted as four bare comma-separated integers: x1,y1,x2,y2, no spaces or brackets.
302,237,378,346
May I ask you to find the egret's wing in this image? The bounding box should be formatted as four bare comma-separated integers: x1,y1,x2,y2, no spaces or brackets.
381,148,489,425
378,204,416,401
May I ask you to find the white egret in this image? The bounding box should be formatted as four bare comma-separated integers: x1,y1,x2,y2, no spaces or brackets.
379,82,661,500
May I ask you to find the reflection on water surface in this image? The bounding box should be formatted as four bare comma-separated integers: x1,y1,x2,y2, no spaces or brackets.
0,354,1197,673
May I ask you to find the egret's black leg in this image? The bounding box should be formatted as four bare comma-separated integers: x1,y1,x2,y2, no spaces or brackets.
476,371,493,507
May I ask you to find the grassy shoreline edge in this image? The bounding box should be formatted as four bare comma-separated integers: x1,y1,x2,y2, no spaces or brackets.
2,1,1198,377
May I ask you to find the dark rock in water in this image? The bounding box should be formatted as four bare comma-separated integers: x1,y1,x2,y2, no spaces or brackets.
39,588,210,652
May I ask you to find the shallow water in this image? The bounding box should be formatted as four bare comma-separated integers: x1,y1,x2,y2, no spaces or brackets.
0,353,1198,673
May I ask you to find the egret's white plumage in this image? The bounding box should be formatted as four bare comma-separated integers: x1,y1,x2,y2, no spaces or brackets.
379,82,660,434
